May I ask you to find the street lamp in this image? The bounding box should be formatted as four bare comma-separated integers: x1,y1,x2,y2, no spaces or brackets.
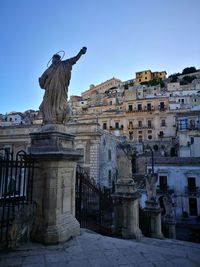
145,144,154,174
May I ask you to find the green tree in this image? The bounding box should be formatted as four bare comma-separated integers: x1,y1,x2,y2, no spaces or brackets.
182,67,196,75
180,75,196,85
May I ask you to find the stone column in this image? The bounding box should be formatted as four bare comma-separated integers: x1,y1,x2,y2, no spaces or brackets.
163,215,176,239
112,177,142,240
29,124,81,244
144,200,164,239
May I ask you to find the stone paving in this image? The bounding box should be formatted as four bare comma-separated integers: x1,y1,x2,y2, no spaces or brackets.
0,229,200,267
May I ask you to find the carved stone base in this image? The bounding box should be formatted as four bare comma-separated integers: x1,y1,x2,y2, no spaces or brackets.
112,177,142,240
162,215,176,239
144,200,164,239
29,124,81,244
32,213,80,244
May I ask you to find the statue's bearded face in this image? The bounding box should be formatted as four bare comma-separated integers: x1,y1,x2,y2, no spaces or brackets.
52,55,61,65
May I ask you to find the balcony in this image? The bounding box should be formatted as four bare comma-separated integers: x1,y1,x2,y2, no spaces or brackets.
109,126,124,131
159,107,167,112
126,107,155,113
133,125,154,130
156,185,174,194
185,186,200,196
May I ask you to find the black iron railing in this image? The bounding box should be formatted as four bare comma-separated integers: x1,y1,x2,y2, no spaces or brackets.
0,149,35,248
75,166,114,236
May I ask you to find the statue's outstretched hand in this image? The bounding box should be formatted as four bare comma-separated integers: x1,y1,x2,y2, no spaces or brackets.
81,47,87,54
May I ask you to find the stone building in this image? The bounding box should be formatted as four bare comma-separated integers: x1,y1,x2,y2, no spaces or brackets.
0,121,123,190
81,77,122,99
0,112,23,126
69,69,200,160
176,110,200,157
135,70,167,84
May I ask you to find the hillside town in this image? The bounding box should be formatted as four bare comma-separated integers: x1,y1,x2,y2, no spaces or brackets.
0,66,200,243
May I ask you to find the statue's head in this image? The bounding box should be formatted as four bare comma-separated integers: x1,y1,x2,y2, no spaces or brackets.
52,54,61,64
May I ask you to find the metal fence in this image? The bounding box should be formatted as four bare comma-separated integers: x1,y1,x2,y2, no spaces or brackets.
75,166,114,236
0,149,35,248
139,208,151,237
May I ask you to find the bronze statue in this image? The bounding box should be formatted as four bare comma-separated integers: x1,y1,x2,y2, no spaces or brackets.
39,47,87,124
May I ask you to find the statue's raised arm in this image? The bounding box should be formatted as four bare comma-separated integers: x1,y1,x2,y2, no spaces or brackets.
39,47,87,125
66,47,87,65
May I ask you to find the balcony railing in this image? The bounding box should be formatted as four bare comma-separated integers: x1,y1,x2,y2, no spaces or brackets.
126,107,155,113
185,186,200,195
156,185,174,194
126,106,168,113
109,126,124,131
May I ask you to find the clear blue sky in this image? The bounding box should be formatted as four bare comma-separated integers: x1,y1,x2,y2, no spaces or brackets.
1,0,200,114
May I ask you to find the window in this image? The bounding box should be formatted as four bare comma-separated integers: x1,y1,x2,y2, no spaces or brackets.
161,119,166,127
76,148,84,164
189,198,197,216
128,121,133,130
189,120,195,129
191,137,194,144
147,103,152,111
128,105,133,112
188,177,196,192
159,176,167,191
148,130,152,133
108,149,112,161
138,136,143,142
147,120,152,128
103,122,107,129
179,118,188,130
148,135,152,140
108,170,112,186
160,102,165,111
138,121,142,128
181,99,184,104
138,130,142,134
110,101,112,105
159,131,164,138
115,122,119,129
1,146,12,159
138,104,142,111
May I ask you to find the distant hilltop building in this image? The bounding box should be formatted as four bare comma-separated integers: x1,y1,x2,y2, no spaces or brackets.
0,110,41,126
135,70,167,84
81,77,122,99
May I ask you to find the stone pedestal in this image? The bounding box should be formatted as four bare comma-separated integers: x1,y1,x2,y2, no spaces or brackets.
144,200,164,239
163,215,176,239
29,124,81,244
112,177,142,240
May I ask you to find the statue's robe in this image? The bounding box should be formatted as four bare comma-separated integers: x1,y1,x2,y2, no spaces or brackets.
39,57,77,124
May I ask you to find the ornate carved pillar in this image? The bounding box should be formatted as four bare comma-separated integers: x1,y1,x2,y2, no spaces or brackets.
144,200,164,239
29,124,81,244
112,176,142,240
